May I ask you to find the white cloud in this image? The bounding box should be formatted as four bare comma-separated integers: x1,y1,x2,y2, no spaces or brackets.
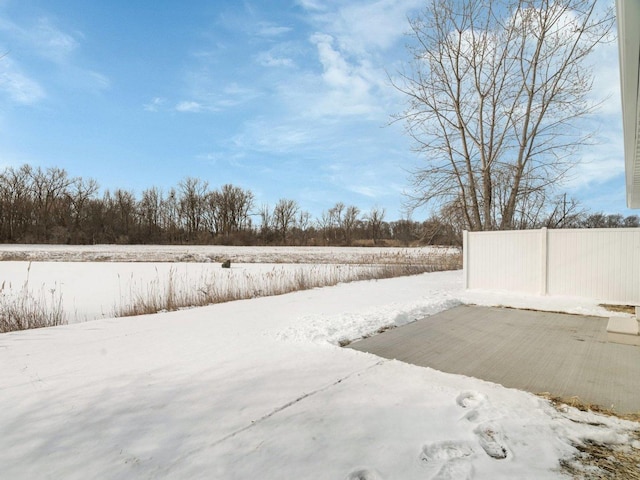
348,185,380,198
588,39,621,116
300,0,423,55
0,58,45,104
176,101,203,113
256,23,292,37
0,14,109,96
304,33,381,117
256,51,294,68
0,16,79,62
232,119,315,154
32,17,79,62
296,0,326,12
254,40,301,69
144,97,166,112
176,67,262,113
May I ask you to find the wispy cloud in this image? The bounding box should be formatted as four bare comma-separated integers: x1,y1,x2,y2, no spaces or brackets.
256,51,294,68
176,100,203,113
0,57,45,104
0,13,109,99
285,1,424,120
232,119,315,154
300,0,423,54
174,81,261,113
144,96,166,112
31,17,79,62
0,16,78,62
255,22,292,38
307,32,379,117
254,41,299,68
295,0,326,12
588,39,621,116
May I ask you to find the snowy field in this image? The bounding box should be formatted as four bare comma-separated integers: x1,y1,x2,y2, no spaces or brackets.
1,247,638,479
2,261,407,322
0,244,457,264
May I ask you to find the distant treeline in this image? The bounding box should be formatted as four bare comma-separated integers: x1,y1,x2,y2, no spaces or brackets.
0,164,638,246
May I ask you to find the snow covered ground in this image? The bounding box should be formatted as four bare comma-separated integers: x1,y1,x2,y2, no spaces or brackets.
2,261,404,322
1,249,638,478
0,244,458,264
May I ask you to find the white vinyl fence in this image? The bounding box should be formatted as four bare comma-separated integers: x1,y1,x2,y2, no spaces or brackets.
463,228,640,305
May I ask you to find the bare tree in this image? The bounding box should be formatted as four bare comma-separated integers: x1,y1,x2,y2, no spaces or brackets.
342,205,360,245
162,189,181,243
178,177,209,240
209,184,255,237
365,206,386,245
294,210,313,245
259,203,273,242
0,165,32,242
542,194,585,228
623,215,639,228
69,177,99,242
112,189,137,242
139,187,164,242
29,166,74,241
395,0,613,231
316,209,336,245
272,199,299,243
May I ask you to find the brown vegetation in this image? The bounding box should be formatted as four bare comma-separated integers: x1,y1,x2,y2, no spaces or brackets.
0,265,66,333
116,252,461,317
2,164,635,248
539,394,640,479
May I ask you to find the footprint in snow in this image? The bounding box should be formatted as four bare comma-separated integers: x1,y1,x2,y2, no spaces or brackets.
456,391,487,423
420,442,475,480
474,424,509,460
345,468,383,480
432,459,474,480
456,391,486,409
420,441,474,463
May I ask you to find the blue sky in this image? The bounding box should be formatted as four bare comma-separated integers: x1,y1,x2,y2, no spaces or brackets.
0,0,633,220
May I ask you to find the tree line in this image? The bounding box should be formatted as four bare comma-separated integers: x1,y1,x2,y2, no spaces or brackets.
0,164,432,245
0,164,636,246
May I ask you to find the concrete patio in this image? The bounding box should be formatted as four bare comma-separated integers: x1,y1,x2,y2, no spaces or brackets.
348,305,640,414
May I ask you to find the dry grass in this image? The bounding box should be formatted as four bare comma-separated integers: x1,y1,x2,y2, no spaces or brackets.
539,394,640,479
0,264,66,333
600,304,637,315
539,394,640,422
0,250,460,331
116,253,460,318
560,436,640,480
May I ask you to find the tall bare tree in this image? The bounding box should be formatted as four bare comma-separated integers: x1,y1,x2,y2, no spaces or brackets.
0,165,32,241
139,187,164,241
29,166,74,241
395,0,613,230
209,184,255,237
178,177,209,240
365,206,386,245
342,205,360,245
272,198,299,243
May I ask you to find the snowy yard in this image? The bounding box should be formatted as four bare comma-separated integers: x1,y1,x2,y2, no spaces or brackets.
1,247,638,479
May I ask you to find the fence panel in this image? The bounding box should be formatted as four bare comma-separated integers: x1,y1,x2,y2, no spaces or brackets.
547,229,640,304
464,229,543,293
464,228,640,305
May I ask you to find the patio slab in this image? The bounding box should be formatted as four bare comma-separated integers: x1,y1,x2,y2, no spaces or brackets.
348,305,640,414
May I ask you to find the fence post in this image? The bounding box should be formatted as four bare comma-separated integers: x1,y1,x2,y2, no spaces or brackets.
540,227,548,295
463,230,469,289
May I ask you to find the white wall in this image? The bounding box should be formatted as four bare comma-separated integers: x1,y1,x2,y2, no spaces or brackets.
464,228,640,305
